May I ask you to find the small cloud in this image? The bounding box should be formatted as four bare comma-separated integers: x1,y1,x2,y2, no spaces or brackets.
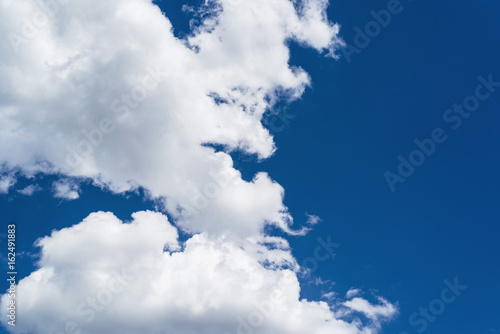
52,179,80,200
17,184,42,196
306,213,321,226
346,288,361,299
344,296,398,326
0,174,16,194
311,277,334,286
321,291,336,300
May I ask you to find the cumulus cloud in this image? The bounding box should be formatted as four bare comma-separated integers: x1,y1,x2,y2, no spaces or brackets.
0,0,342,238
0,0,397,333
52,179,80,200
1,211,396,334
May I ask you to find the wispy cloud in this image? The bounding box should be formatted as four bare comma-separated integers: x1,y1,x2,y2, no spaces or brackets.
17,184,42,196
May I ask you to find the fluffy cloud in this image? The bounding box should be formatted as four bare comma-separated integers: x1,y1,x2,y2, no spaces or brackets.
0,0,397,333
52,178,80,200
1,211,396,334
0,0,342,238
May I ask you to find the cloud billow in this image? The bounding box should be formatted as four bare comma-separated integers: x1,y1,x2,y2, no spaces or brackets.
0,0,396,333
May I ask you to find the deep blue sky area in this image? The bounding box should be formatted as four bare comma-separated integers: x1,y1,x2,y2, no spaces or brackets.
1,1,499,334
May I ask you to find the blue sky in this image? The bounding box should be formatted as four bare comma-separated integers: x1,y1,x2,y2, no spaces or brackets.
1,0,499,333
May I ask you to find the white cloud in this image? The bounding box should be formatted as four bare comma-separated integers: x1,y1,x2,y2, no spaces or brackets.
344,297,398,326
346,288,362,299
0,0,342,238
313,277,333,286
52,179,80,200
17,184,42,196
0,0,396,333
1,211,395,334
0,174,16,194
306,214,322,226
322,291,337,300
